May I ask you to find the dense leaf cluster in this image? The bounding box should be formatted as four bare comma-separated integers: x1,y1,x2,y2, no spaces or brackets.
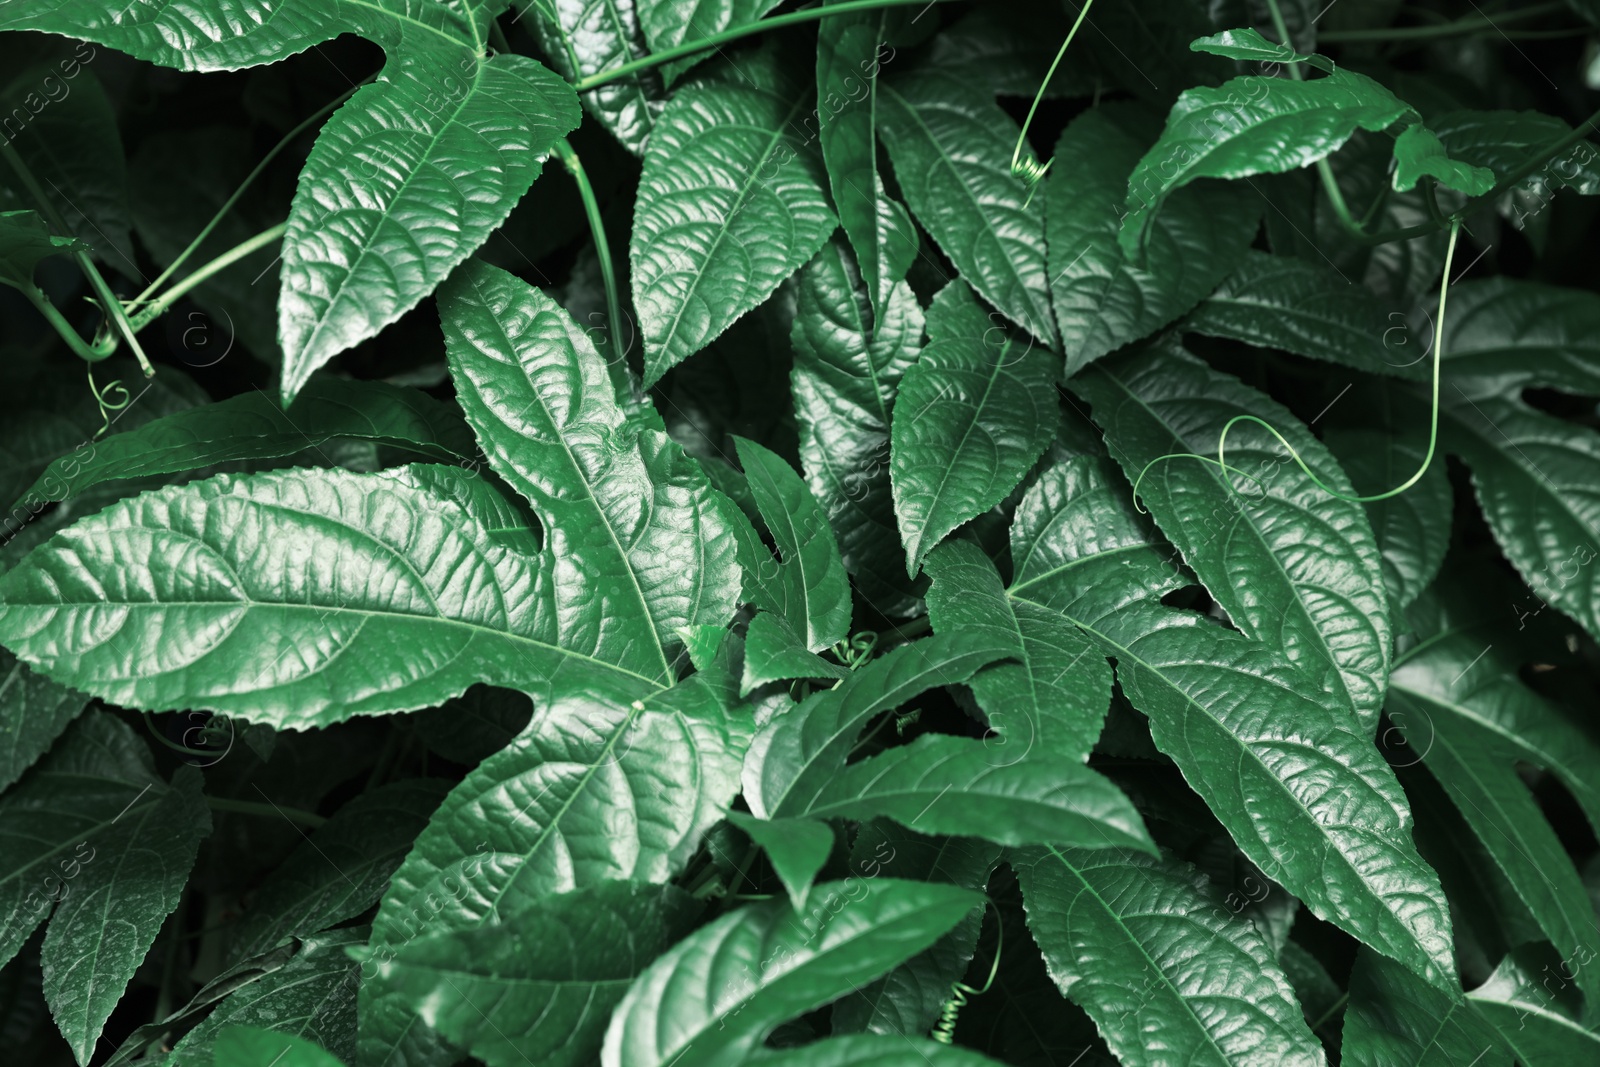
2,1,1600,1066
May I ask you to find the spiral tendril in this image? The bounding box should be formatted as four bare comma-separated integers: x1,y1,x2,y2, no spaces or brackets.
1011,0,1097,206
931,899,1002,1046
87,365,132,440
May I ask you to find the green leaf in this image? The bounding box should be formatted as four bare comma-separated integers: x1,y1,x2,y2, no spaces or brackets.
364,668,749,1065
726,812,833,910
741,612,848,697
890,282,1056,575
1467,949,1600,1065
1183,249,1426,379
1189,27,1322,66
214,1027,348,1067
1442,394,1600,647
0,712,209,1063
158,927,363,1067
440,258,741,683
1431,277,1600,394
226,780,450,965
528,0,662,155
744,630,1012,820
1046,102,1259,377
817,0,915,315
0,64,133,274
878,72,1056,346
0,465,662,724
1325,420,1451,613
632,47,837,384
600,878,982,1067
1072,343,1392,731
637,0,781,86
1391,124,1495,195
1120,68,1413,257
1429,109,1600,229
831,824,1000,1038
0,649,85,793
375,882,694,1067
1016,845,1327,1067
1340,948,1508,1067
0,210,81,292
20,378,477,506
756,1035,1011,1066
794,732,1154,852
1009,454,1457,991
735,437,852,651
790,240,924,614
925,540,1111,762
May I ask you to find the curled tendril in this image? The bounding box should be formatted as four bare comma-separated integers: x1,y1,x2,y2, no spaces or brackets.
87,365,131,440
1010,0,1098,205
832,630,880,670
931,897,1001,1045
1130,216,1462,510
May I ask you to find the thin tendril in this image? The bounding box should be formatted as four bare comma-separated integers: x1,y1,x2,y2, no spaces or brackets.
87,365,131,440
931,898,1002,1045
1010,0,1097,204
1131,216,1461,508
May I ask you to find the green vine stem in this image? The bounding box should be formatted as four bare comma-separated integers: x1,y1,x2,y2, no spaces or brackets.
0,138,155,377
125,80,368,313
572,0,952,92
126,223,287,333
555,139,626,377
1318,1,1565,43
204,796,327,829
1010,0,1096,198
17,284,112,363
1131,216,1462,510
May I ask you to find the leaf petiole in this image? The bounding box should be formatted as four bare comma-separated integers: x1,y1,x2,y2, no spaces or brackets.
126,223,287,333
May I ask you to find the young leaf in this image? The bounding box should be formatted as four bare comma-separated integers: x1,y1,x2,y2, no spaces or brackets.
1120,68,1413,256
1009,455,1456,992
226,780,450,965
925,539,1112,762
1047,102,1259,377
878,72,1056,346
890,282,1056,575
0,712,209,1063
741,612,848,697
0,465,663,724
1016,844,1327,1067
1337,947,1510,1062
631,47,837,384
735,436,852,651
600,878,982,1067
375,883,695,1067
363,667,749,1066
160,927,363,1067
20,379,478,506
529,0,663,155
1430,109,1600,208
794,732,1155,853
1072,344,1392,732
726,812,834,910
743,630,1012,820
1391,124,1495,196
1183,249,1426,380
0,649,85,793
817,0,915,315
213,1027,348,1067
1189,27,1321,66
440,258,741,683
790,240,924,613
